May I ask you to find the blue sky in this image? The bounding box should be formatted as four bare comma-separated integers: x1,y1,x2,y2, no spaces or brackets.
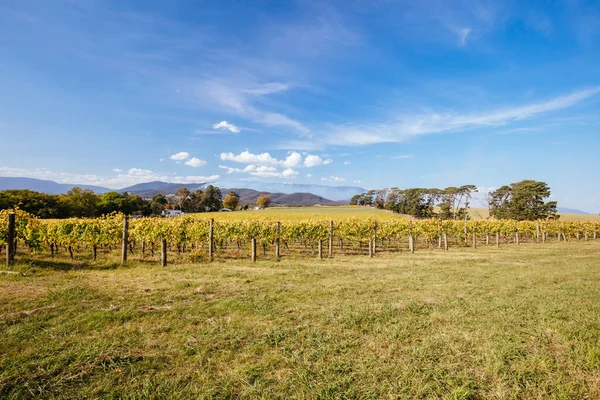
1,0,599,211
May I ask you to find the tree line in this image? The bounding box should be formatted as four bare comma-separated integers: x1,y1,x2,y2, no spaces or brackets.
350,180,558,221
0,185,274,218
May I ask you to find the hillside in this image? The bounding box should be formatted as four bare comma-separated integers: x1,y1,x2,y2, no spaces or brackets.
118,181,207,197
225,188,346,207
0,177,110,194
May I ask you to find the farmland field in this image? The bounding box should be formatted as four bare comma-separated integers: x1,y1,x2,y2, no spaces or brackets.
2,240,600,398
192,206,600,222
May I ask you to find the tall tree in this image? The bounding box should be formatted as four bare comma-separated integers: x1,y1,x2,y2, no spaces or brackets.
489,180,558,220
150,193,168,215
256,194,271,209
202,185,223,211
223,191,240,210
64,187,99,217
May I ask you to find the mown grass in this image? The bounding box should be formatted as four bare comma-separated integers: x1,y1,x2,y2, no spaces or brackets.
1,241,600,399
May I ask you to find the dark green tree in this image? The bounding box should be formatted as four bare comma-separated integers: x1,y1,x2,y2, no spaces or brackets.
64,187,99,217
202,185,223,212
489,180,558,220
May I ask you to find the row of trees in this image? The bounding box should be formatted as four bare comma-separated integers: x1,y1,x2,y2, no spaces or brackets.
171,188,271,212
169,186,225,213
0,188,157,218
0,185,273,218
351,180,558,221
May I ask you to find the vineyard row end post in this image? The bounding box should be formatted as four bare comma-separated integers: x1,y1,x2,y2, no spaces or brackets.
121,215,129,264
161,238,167,267
328,220,333,257
276,222,281,259
6,213,15,266
209,218,214,261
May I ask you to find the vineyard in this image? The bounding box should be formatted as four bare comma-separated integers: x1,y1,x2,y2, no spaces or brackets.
2,209,600,265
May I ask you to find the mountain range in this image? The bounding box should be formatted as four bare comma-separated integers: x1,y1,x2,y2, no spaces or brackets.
0,177,356,207
0,177,111,194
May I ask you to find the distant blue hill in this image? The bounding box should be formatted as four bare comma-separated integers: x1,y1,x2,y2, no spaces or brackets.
557,207,590,215
0,177,110,194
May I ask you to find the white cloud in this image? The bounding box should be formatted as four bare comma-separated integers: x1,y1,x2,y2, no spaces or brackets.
220,151,280,166
170,151,190,161
218,151,332,179
306,173,313,178
112,168,122,173
213,121,241,133
184,157,207,167
304,155,333,167
321,176,346,182
390,155,414,159
282,168,298,178
0,166,219,189
321,87,600,147
343,161,351,165
281,152,303,168
218,165,297,178
353,180,362,184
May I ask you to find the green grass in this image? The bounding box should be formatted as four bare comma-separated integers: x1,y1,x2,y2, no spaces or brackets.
2,242,600,398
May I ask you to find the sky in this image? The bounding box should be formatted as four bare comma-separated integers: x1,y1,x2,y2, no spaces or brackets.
0,0,599,211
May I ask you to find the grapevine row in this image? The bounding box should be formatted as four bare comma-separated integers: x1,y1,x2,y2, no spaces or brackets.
2,211,599,264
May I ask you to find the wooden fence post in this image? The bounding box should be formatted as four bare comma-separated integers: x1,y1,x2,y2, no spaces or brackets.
251,238,257,262
536,221,540,243
368,238,373,258
372,221,377,256
328,220,333,257
6,213,15,266
318,240,323,259
121,215,129,264
515,231,519,245
496,232,500,248
472,232,476,249
276,221,281,259
161,238,167,267
409,221,414,254
443,233,448,251
208,218,214,261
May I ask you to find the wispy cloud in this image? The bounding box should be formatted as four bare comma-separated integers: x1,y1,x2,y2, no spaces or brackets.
194,79,308,133
454,27,471,45
314,87,600,147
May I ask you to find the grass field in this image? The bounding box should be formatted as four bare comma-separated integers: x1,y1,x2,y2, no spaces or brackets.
468,207,600,222
189,205,600,222
2,241,600,398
